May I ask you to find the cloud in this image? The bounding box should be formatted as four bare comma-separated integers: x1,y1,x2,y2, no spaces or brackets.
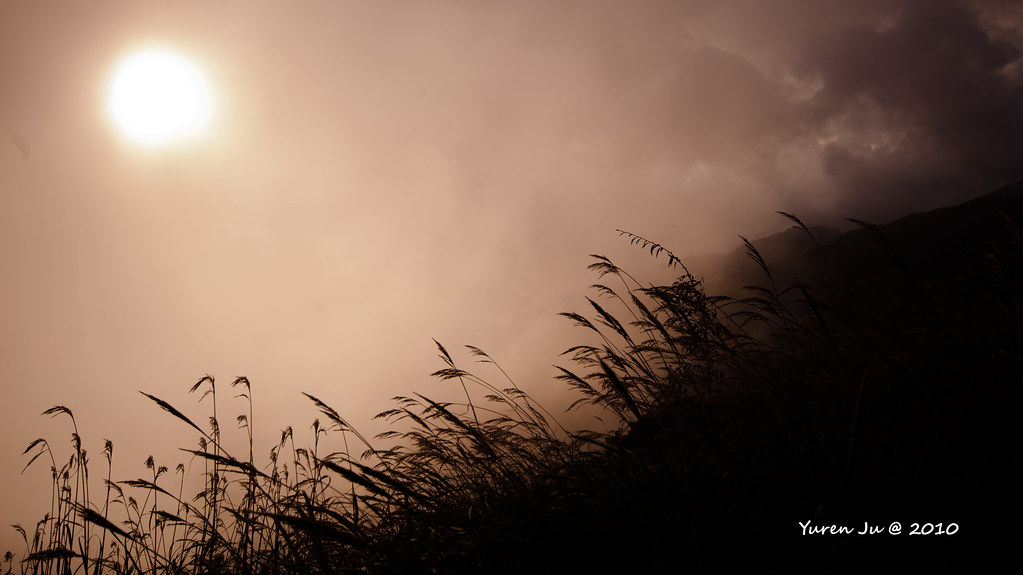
785,0,1023,219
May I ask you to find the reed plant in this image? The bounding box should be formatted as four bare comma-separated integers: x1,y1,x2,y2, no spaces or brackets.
8,213,1019,573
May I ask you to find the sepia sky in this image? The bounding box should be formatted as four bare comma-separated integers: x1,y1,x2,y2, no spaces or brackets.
2,0,1022,552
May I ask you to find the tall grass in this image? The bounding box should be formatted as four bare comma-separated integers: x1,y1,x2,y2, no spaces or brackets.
8,214,1020,574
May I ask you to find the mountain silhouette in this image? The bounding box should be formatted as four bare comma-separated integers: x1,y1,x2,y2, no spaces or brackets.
693,179,1023,298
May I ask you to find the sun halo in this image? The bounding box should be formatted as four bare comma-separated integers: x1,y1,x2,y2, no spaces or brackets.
107,49,214,147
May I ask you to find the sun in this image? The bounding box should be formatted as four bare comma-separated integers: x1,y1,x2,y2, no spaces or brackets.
107,49,214,146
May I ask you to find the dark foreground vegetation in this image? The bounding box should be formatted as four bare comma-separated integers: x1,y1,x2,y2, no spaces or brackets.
7,184,1022,574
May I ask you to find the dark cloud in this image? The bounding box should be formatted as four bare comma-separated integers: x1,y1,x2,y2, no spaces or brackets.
788,0,1023,218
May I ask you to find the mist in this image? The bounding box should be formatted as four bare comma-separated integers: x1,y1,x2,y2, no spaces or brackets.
2,0,1022,557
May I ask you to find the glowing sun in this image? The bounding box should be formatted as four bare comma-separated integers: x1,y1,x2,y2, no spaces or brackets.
107,49,213,146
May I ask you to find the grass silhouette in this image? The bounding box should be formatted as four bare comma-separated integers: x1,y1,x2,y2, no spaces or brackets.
6,202,1021,574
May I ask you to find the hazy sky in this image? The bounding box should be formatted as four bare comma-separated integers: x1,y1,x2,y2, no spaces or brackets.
2,0,1021,553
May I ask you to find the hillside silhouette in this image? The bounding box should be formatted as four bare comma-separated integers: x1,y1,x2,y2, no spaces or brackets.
700,180,1023,292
